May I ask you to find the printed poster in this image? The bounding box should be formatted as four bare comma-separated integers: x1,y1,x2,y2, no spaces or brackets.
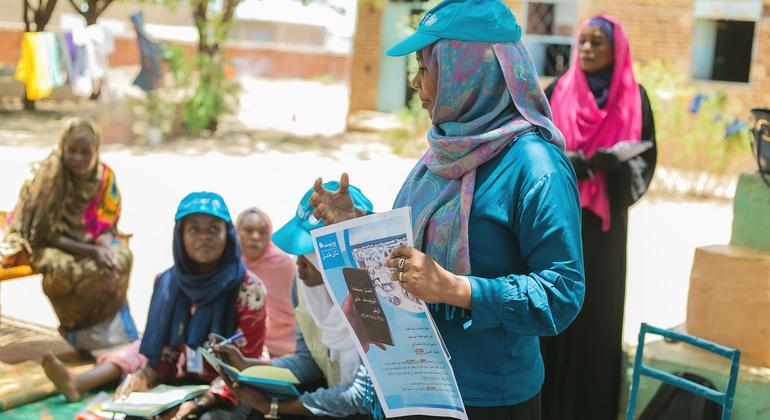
310,207,466,419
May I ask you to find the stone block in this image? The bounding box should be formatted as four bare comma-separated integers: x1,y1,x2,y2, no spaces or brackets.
686,244,770,367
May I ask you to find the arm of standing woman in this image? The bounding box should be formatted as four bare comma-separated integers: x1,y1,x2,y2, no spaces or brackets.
387,169,584,337
464,171,584,336
623,84,657,205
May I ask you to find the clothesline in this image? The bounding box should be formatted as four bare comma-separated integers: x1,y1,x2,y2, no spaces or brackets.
15,24,115,101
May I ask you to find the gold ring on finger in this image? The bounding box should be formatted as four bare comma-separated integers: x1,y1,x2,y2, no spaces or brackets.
398,257,406,272
398,271,404,283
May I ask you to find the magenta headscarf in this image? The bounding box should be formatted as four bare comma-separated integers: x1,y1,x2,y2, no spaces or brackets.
550,15,642,231
236,207,297,357
394,39,564,280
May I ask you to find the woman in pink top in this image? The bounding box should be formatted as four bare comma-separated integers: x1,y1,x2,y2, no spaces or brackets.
236,207,297,357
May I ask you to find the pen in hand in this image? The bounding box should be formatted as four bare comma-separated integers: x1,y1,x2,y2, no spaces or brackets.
219,332,245,347
115,373,133,401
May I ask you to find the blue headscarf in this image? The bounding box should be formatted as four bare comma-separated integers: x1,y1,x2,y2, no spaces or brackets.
139,216,245,367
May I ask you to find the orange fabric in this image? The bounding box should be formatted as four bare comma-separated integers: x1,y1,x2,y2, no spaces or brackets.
0,211,36,281
0,265,35,281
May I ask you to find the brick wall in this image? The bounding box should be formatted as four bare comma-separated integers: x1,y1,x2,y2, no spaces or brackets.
581,0,694,70
753,1,770,108
582,0,770,108
348,1,383,113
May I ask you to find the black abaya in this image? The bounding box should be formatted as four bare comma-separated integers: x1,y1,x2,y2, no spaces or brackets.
540,81,657,420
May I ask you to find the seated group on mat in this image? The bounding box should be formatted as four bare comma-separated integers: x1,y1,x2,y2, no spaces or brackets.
1,118,372,419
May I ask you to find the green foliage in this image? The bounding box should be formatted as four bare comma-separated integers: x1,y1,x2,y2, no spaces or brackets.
385,92,432,157
132,0,344,135
131,45,239,137
183,52,240,133
634,60,753,175
384,10,434,157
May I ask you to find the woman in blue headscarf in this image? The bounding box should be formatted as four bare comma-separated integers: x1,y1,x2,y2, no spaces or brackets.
122,192,268,419
40,192,268,419
308,0,585,419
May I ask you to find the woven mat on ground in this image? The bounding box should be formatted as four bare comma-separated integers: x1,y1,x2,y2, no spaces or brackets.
0,360,95,413
0,318,73,365
0,391,98,420
0,318,94,413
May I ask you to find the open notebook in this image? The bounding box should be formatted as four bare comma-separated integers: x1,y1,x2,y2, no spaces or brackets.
101,384,209,417
200,348,301,399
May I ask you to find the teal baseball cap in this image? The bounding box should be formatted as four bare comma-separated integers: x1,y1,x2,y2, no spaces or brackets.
272,181,373,256
386,0,522,57
175,191,232,223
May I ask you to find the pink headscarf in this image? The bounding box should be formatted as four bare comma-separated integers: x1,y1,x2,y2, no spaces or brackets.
236,207,297,357
549,15,642,231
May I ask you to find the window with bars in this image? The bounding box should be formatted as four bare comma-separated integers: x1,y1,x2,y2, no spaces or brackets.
520,0,577,77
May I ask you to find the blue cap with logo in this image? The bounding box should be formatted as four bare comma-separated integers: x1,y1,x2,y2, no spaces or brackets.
175,191,232,223
386,0,522,57
272,181,373,256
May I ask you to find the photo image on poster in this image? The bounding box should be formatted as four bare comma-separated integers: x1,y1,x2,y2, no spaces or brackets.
350,234,422,313
342,268,394,347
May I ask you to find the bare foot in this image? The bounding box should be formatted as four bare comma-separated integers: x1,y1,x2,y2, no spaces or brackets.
42,352,82,402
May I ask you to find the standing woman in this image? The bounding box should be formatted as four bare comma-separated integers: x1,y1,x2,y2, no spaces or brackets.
309,0,585,418
1,118,137,351
540,15,657,420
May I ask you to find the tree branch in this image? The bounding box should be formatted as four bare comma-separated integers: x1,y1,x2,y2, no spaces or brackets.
23,0,32,32
221,0,237,25
67,0,81,16
96,0,115,17
40,0,59,29
193,0,209,52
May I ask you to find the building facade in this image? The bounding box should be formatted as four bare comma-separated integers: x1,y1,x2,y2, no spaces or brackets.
349,0,770,114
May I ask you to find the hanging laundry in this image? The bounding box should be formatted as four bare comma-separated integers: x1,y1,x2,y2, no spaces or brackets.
131,12,164,91
66,31,94,97
15,32,53,100
55,33,75,84
41,32,66,88
71,24,115,97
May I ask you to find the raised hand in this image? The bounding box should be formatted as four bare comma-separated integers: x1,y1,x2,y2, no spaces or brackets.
309,173,357,226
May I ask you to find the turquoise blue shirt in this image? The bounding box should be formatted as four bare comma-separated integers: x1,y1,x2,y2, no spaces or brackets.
436,132,585,407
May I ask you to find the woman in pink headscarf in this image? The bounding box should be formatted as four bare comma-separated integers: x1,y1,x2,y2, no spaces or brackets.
236,207,297,357
540,15,657,420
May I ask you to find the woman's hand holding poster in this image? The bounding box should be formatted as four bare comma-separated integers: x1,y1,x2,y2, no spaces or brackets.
311,207,466,419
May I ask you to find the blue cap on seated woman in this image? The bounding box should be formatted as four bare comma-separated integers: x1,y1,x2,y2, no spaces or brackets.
174,191,232,222
386,0,522,57
272,181,373,256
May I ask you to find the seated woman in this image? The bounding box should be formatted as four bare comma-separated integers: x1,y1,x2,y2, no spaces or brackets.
1,118,136,351
236,207,297,358
42,192,268,420
210,182,373,420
